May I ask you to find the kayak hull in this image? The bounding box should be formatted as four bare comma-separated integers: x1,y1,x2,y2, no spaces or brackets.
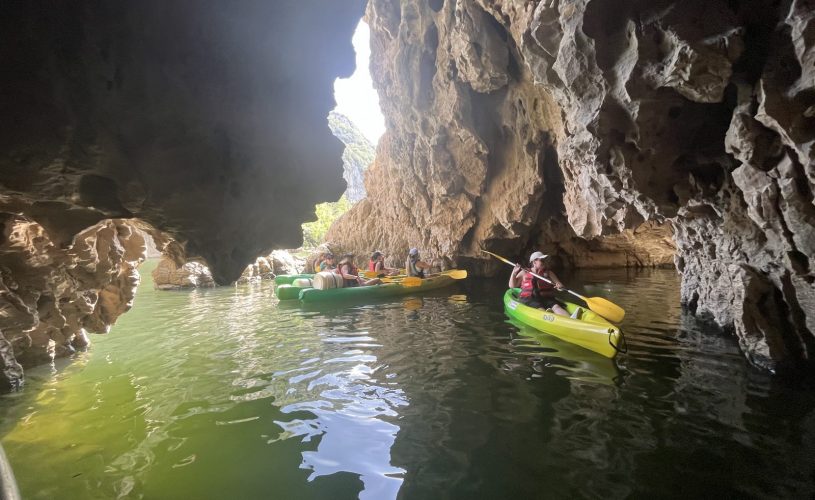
274,274,314,286
299,274,456,303
276,284,306,300
503,288,623,359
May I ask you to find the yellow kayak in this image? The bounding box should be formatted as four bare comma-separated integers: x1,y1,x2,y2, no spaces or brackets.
503,288,625,359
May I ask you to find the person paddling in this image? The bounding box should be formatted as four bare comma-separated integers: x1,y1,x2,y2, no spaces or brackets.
509,252,578,318
406,248,431,278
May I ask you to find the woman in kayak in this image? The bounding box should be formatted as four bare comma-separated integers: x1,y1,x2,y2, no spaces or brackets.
319,253,336,271
406,248,431,278
369,251,398,276
337,254,381,287
311,252,326,273
509,251,573,317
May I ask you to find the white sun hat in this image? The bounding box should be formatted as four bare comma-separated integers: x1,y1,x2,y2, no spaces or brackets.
528,251,549,264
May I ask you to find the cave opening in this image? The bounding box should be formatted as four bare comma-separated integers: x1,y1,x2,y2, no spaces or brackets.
302,18,385,250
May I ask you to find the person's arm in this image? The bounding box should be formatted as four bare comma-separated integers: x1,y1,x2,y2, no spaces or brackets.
548,270,565,290
342,265,365,283
375,261,384,272
509,266,523,288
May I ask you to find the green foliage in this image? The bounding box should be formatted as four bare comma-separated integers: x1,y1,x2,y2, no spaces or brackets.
328,111,376,202
343,142,375,173
301,195,352,248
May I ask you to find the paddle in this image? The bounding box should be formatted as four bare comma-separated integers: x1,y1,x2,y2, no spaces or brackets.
360,268,406,279
381,276,422,287
436,269,467,279
481,250,626,323
380,269,467,287
363,269,467,280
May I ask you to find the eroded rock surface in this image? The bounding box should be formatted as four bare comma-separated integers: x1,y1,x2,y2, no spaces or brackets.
0,0,365,285
328,0,815,372
152,258,215,290
0,217,147,390
328,112,376,203
153,250,303,288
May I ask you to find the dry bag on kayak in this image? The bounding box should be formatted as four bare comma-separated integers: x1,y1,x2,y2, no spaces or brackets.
292,278,313,288
313,271,344,290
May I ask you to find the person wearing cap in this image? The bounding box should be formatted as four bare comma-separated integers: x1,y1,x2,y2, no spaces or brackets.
319,254,337,272
368,251,398,276
509,252,574,317
406,248,431,278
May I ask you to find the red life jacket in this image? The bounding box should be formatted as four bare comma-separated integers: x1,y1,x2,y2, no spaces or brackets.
519,270,554,298
368,260,377,272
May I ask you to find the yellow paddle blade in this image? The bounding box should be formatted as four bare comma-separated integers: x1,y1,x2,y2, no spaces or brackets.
584,296,626,323
482,248,626,323
441,269,467,279
360,269,406,279
381,276,422,287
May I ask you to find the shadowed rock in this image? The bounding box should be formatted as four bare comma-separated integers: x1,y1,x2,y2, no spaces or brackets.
0,0,366,284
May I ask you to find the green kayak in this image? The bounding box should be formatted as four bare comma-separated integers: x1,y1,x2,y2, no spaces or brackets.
273,274,314,300
286,274,457,303
274,274,314,286
504,288,625,358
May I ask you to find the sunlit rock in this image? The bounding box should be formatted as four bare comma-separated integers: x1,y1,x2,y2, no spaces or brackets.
152,257,215,290
328,0,815,373
0,217,148,388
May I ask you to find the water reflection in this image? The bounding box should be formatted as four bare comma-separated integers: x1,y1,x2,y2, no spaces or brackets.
1,266,815,498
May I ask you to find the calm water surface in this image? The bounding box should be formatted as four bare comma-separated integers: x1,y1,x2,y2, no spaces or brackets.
2,260,815,499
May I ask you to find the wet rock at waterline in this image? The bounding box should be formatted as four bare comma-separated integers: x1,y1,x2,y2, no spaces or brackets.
152,250,304,289
0,218,148,389
327,0,815,373
152,258,216,290
0,1,366,285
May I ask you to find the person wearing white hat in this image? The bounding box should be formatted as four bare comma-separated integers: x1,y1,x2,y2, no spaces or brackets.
406,248,431,278
509,251,574,317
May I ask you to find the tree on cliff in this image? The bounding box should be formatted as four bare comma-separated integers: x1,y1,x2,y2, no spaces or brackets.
327,111,375,203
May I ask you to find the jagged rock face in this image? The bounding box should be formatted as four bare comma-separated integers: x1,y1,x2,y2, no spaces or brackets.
0,0,365,284
152,258,215,290
153,250,304,289
327,112,376,203
328,0,814,372
0,217,147,390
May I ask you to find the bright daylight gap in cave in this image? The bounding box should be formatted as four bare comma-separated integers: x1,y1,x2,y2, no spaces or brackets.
301,20,385,248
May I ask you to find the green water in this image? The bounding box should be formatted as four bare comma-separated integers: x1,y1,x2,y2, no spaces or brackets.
2,260,815,499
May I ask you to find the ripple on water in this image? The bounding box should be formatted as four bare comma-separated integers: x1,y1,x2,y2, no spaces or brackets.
1,266,815,499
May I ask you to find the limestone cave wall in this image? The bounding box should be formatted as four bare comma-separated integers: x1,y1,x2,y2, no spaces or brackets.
327,0,815,373
0,0,365,284
0,1,365,388
0,217,148,391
